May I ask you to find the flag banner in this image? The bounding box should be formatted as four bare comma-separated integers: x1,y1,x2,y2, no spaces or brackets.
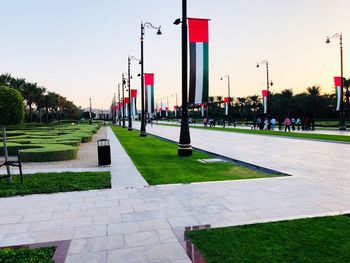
224,97,229,116
200,103,205,117
262,90,268,114
145,73,155,116
188,18,209,104
131,89,137,119
115,105,119,111
334,76,342,111
119,102,124,118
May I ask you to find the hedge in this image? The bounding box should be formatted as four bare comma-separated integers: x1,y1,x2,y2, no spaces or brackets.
19,144,79,162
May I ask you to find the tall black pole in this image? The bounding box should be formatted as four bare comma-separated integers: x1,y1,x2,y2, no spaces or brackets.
266,61,270,117
140,22,147,137
122,74,126,128
128,57,132,131
178,0,192,156
339,34,346,130
118,83,121,126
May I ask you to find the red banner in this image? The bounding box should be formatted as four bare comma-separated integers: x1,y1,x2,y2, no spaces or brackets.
144,73,154,86
131,89,137,98
224,97,229,103
334,76,342,86
200,103,205,107
174,106,177,110
124,98,129,104
115,105,119,110
188,18,209,43
262,90,268,97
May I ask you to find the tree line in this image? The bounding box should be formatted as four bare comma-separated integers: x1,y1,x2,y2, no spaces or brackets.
0,73,81,122
186,83,350,123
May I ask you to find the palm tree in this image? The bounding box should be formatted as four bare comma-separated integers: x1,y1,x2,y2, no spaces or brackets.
9,77,26,91
0,73,12,86
33,86,47,123
21,82,39,122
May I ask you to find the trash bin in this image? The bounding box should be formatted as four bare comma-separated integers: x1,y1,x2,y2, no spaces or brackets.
97,139,111,165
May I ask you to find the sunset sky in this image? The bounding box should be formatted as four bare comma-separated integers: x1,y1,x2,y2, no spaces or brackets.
1,0,349,109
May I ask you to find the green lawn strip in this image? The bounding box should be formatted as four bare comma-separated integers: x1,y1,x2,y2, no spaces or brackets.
0,246,55,263
0,172,111,197
159,123,350,143
112,126,276,185
186,215,350,263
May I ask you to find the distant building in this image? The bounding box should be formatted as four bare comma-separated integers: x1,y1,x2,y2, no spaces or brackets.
82,108,111,120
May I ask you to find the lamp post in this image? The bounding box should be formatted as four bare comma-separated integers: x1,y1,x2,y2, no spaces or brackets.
171,93,178,118
127,56,141,131
174,0,192,156
117,83,121,126
256,60,273,116
139,21,162,137
221,74,230,127
326,33,346,130
122,74,126,128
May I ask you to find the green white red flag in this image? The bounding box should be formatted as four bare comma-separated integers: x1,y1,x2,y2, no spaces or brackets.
144,73,155,116
188,18,209,104
334,77,342,111
262,90,268,114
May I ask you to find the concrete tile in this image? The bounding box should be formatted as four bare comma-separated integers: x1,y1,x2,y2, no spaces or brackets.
93,214,122,225
74,224,107,239
146,242,189,262
108,222,139,235
65,251,107,263
137,219,170,232
125,231,161,248
107,247,150,263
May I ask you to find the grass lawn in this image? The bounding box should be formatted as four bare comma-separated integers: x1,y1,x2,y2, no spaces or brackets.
186,215,350,263
159,123,350,143
112,126,278,185
0,172,111,197
0,246,55,263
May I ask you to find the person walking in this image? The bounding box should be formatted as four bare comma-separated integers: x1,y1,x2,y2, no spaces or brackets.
296,117,301,131
291,117,296,131
270,117,276,130
256,117,261,130
284,116,291,132
263,117,269,130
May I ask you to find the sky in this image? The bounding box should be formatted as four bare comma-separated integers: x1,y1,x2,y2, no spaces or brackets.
1,0,349,109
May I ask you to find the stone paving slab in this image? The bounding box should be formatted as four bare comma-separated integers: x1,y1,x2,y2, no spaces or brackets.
1,124,350,262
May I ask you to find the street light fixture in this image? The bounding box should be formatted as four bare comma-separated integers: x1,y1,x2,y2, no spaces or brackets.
121,74,127,128
174,0,192,157
256,60,273,116
139,21,162,137
326,32,346,130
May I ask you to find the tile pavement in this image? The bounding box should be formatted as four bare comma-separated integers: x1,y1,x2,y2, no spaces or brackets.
0,124,350,262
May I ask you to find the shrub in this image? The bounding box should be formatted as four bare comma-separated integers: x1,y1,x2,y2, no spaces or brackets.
0,86,25,125
19,144,79,162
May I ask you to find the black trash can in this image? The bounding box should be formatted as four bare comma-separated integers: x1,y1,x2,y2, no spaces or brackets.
97,139,111,165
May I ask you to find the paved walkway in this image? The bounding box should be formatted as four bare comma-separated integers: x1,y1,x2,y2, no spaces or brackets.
0,124,350,262
107,127,148,188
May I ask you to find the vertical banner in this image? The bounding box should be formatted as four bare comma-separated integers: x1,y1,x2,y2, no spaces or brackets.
200,103,204,117
334,77,342,111
174,106,177,117
145,73,155,117
119,102,124,118
224,97,229,116
188,18,209,104
124,98,129,117
131,89,137,119
262,90,268,114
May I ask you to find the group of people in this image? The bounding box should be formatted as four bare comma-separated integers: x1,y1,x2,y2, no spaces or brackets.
253,116,313,132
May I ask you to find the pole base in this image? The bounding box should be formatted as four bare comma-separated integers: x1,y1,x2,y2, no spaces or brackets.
128,128,133,131
339,126,347,131
178,144,192,157
140,131,147,137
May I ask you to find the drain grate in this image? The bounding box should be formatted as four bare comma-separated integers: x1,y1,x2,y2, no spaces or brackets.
198,158,227,163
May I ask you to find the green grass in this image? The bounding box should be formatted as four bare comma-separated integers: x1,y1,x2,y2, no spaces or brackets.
159,123,350,143
112,126,278,185
186,215,350,263
0,246,55,263
0,172,111,197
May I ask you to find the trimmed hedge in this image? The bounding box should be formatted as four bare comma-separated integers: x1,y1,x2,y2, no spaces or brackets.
1,124,99,162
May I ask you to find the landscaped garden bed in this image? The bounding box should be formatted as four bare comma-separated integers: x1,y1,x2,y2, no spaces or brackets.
186,215,350,263
0,171,111,197
112,126,280,185
0,246,56,263
0,124,100,162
